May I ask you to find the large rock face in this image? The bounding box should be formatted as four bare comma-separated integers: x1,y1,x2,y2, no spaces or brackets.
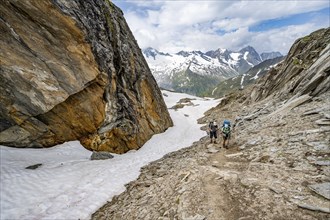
251,28,330,101
0,0,173,153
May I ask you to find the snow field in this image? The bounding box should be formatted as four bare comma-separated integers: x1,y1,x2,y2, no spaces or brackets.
0,91,220,220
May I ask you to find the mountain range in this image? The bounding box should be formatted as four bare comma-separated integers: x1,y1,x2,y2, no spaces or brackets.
143,46,282,96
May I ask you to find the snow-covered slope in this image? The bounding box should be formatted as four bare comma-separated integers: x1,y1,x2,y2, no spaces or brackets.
143,46,281,96
144,48,237,90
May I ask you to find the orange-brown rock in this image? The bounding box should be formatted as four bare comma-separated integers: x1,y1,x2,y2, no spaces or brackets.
0,0,173,153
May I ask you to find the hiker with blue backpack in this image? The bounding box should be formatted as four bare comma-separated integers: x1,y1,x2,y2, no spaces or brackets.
222,120,231,148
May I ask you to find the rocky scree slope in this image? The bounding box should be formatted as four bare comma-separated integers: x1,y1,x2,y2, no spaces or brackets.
250,28,330,102
92,90,330,220
0,0,172,153
92,28,329,219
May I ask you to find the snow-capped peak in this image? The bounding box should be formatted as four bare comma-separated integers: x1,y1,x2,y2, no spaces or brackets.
239,45,262,65
143,47,171,60
142,46,281,96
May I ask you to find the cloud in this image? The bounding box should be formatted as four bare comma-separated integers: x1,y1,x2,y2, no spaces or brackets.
114,0,330,54
249,23,328,53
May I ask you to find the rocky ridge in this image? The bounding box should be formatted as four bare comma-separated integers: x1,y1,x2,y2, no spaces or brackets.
0,0,172,153
92,28,330,219
209,56,285,98
251,28,330,102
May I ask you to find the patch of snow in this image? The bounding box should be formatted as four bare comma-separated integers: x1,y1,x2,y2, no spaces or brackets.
244,52,253,66
241,74,246,88
211,87,218,95
243,51,249,60
230,52,240,61
0,91,220,220
250,69,261,80
230,53,242,61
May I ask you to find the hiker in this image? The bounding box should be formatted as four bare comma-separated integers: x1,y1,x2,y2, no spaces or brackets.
208,119,218,144
221,120,231,148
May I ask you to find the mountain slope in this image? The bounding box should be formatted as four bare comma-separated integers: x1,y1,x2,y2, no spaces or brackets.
143,46,281,96
208,56,285,97
260,51,282,60
251,27,330,102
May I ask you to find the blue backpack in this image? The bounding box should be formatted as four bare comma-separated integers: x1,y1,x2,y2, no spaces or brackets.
222,120,231,134
223,120,231,127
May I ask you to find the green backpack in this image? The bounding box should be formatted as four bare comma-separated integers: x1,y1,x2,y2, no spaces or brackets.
222,123,231,134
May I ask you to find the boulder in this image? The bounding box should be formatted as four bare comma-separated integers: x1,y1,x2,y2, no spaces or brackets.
0,0,173,153
308,182,330,200
90,151,114,160
268,94,312,117
315,119,330,126
25,163,43,170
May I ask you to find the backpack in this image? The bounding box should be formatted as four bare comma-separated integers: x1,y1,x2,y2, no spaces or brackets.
222,120,231,134
223,120,231,127
209,121,218,132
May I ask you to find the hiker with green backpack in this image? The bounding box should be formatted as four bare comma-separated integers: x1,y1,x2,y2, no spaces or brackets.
221,120,231,148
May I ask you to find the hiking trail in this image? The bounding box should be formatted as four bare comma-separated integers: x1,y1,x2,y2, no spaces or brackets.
92,89,330,220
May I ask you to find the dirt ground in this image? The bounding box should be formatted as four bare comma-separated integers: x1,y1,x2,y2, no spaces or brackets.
92,91,330,220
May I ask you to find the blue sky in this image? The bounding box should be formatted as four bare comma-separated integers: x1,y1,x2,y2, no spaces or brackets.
112,0,329,54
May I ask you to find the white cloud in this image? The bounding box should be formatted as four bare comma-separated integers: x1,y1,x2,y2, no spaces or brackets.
212,17,256,32
116,0,329,54
249,23,328,54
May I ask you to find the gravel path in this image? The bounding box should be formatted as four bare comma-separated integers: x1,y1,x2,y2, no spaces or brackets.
92,90,330,220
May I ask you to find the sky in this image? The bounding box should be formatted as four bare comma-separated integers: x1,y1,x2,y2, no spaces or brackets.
111,0,330,54
0,91,220,220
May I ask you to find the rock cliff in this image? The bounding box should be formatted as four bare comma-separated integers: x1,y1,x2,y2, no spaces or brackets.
0,0,173,153
251,28,330,102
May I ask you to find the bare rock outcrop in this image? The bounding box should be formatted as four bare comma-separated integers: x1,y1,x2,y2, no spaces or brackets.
251,28,330,102
0,0,173,153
